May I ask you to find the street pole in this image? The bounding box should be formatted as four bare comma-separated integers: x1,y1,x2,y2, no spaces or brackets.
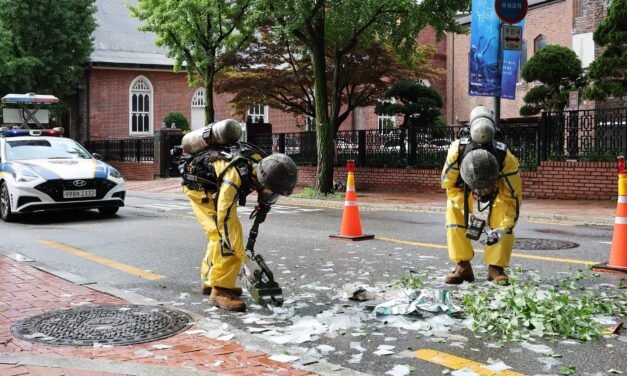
494,20,502,128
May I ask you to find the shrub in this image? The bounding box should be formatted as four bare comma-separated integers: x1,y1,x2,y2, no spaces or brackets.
163,112,190,132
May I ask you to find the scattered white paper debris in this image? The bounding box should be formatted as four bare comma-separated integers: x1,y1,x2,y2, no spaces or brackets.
155,355,167,361
269,354,300,363
216,334,235,341
451,370,480,376
152,344,172,350
316,344,336,353
185,329,206,335
482,361,512,372
134,349,153,357
348,353,363,364
385,365,411,376
350,342,367,352
521,341,553,354
374,349,395,356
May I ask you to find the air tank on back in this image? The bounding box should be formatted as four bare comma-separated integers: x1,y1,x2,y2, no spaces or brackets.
182,119,242,154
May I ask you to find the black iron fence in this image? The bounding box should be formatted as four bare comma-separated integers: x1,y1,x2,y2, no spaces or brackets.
86,108,626,171
85,138,154,162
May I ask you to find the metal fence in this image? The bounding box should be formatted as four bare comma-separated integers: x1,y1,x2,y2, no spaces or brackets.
86,108,627,171
85,138,154,162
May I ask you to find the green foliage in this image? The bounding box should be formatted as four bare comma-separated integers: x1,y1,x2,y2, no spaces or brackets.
462,275,626,341
390,275,423,289
0,0,96,101
584,0,627,101
255,0,470,194
375,80,443,128
293,186,343,200
130,0,255,122
163,112,190,132
520,45,584,115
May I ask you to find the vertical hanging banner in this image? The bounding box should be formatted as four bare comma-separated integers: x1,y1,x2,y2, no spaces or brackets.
501,20,525,99
468,0,501,97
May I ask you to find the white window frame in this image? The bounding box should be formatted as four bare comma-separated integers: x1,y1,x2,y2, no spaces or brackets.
191,87,205,108
377,98,396,134
129,76,154,135
247,104,268,123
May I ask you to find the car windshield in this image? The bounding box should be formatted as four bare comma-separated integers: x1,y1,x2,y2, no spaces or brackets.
5,138,92,161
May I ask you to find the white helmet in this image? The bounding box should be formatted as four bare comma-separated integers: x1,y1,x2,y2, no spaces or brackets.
469,106,495,145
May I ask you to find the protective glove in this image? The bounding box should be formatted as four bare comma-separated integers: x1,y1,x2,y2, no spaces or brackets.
486,229,506,246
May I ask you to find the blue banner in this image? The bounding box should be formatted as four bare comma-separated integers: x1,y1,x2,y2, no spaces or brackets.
468,0,501,97
501,21,525,100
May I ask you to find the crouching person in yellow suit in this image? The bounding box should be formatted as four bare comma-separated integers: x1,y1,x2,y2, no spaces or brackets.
440,105,522,285
183,149,298,311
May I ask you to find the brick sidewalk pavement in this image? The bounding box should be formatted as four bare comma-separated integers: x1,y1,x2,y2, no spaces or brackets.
0,255,311,376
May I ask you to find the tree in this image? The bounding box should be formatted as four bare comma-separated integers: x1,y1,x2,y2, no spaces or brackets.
217,28,442,129
130,0,254,123
519,45,584,116
0,0,96,100
256,0,469,193
375,80,443,155
584,0,627,102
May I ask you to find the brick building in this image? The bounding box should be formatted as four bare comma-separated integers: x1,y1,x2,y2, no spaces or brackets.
445,0,611,124
82,0,447,143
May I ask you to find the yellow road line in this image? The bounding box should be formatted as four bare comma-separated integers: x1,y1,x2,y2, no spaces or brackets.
378,237,598,265
38,240,165,280
416,349,525,376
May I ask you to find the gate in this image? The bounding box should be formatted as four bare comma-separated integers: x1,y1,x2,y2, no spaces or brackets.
160,130,184,177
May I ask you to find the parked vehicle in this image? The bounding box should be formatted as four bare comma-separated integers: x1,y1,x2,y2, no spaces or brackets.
380,138,408,152
0,128,125,221
336,138,358,153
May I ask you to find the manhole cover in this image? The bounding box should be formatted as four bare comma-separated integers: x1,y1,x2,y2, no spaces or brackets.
513,238,579,250
11,305,192,346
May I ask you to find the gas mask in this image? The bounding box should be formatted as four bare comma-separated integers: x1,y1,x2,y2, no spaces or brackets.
258,187,280,208
473,185,498,203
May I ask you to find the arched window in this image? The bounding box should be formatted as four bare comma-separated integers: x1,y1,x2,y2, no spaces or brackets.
534,35,547,53
129,76,153,135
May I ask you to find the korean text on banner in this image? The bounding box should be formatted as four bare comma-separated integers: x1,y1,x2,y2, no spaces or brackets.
469,0,501,97
501,20,525,100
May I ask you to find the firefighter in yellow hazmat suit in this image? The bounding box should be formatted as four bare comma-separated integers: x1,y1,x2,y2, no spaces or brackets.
184,150,298,311
440,105,522,285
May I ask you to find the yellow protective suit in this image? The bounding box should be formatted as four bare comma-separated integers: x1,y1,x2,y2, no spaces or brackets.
441,140,522,267
184,159,247,290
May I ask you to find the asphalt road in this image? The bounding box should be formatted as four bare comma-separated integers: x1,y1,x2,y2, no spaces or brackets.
1,191,625,376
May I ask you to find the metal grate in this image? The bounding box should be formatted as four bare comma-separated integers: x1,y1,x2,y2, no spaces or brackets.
11,305,193,346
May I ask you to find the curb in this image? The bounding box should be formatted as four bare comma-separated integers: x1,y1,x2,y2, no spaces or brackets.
277,197,615,226
1,251,370,376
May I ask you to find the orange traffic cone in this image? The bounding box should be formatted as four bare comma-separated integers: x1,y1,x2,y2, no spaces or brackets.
593,156,627,274
329,160,374,241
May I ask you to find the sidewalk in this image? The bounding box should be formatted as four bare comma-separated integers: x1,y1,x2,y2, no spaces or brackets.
125,178,617,225
0,255,314,376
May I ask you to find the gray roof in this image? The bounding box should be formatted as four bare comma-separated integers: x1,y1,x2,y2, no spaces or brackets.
91,0,174,67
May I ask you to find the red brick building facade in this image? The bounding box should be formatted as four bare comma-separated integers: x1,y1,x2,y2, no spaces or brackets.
445,0,611,124
85,1,447,142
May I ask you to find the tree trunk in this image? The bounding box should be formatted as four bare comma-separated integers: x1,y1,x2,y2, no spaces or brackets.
310,13,333,194
204,68,216,124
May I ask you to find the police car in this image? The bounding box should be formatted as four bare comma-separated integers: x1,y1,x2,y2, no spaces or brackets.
0,128,125,221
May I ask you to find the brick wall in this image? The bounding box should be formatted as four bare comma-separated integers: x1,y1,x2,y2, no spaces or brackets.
297,160,619,200
109,162,157,181
446,0,573,124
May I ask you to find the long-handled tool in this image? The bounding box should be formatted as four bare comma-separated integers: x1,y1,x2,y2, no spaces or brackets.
242,206,284,307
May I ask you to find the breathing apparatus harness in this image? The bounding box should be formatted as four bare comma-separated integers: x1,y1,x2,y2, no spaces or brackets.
455,133,508,241
179,141,268,207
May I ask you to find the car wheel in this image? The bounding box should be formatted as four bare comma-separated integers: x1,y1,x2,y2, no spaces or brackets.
0,182,14,222
98,207,119,216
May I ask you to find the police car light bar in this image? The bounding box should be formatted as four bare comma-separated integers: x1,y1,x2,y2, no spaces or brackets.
0,127,65,137
1,93,59,104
